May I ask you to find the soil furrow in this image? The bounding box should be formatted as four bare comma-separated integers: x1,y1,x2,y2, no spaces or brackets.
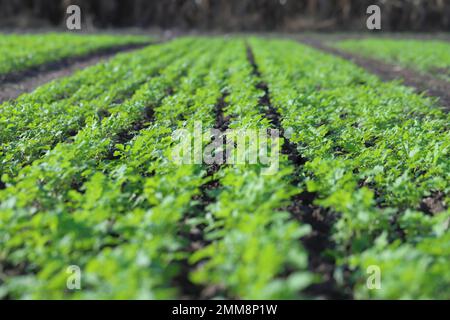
300,38,450,111
419,191,447,216
175,94,230,299
246,44,352,299
0,42,153,103
70,105,158,195
105,104,157,161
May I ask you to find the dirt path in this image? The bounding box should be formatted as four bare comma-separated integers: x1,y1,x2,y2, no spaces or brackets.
300,38,450,111
0,43,152,104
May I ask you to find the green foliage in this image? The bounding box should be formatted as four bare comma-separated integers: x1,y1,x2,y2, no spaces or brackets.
0,36,448,300
189,41,313,298
349,219,450,299
0,41,180,176
250,37,449,299
0,33,150,75
0,37,221,298
336,39,450,82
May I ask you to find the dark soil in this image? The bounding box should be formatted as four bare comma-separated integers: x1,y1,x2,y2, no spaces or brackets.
0,43,152,103
105,93,160,161
287,194,352,299
300,38,450,111
420,191,447,215
214,94,231,132
431,67,450,78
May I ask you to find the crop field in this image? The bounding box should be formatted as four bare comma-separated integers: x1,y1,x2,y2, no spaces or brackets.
0,33,150,76
336,39,450,82
0,36,449,300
